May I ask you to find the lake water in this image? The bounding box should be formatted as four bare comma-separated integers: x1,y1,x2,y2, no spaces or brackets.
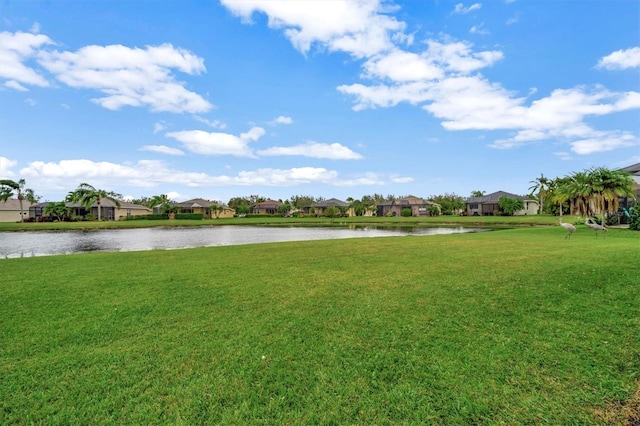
0,225,488,258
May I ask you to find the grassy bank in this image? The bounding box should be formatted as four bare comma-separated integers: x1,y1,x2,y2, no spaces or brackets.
0,213,561,232
2,227,639,424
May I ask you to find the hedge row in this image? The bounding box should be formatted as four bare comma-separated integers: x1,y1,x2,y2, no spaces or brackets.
175,213,204,220
124,214,168,221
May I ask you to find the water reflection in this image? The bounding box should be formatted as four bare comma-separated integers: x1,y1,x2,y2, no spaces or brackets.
0,225,488,259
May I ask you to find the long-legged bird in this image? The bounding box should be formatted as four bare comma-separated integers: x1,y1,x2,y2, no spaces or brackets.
559,216,576,239
585,217,607,238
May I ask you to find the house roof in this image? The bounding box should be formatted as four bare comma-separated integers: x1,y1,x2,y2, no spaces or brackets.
0,198,35,211
311,198,349,208
621,162,640,176
251,199,281,208
38,198,150,211
466,191,527,204
175,198,215,208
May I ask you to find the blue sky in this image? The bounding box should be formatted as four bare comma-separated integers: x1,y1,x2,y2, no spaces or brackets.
1,0,638,203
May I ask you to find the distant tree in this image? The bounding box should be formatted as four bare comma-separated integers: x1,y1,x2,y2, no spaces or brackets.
228,197,251,211
428,193,465,215
529,173,550,214
277,201,291,217
44,201,71,222
0,179,40,222
66,183,121,221
234,205,249,215
361,193,386,206
350,199,366,216
290,195,315,210
498,197,524,216
471,190,486,197
428,205,441,216
323,206,340,218
146,194,173,210
211,205,221,219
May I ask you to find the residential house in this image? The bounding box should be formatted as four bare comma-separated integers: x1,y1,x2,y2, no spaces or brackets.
0,198,35,222
465,191,538,216
307,198,354,217
173,198,233,219
29,198,151,221
377,196,441,217
250,199,282,215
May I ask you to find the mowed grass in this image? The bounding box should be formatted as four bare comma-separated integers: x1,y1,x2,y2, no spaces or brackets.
1,227,639,424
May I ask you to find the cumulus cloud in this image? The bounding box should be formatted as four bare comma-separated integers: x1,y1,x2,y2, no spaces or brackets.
257,141,363,159
165,126,265,157
596,47,640,70
269,115,293,125
18,158,407,191
220,0,406,58
0,156,18,178
139,145,185,156
37,42,212,113
0,31,53,89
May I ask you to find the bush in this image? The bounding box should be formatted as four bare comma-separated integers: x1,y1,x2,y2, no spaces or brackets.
175,213,204,220
124,214,168,221
629,207,640,231
401,208,412,217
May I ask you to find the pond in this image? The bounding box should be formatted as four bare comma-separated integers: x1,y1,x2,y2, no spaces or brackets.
0,225,489,258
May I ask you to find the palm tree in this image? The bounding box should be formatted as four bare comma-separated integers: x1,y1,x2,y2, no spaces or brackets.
552,167,636,224
146,194,172,212
44,201,71,222
0,179,39,222
66,183,121,221
528,173,550,214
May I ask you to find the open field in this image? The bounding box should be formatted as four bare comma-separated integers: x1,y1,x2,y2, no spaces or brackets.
0,213,563,232
1,227,639,424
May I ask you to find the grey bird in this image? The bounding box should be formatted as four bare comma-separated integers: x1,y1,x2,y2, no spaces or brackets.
585,217,607,238
559,216,576,239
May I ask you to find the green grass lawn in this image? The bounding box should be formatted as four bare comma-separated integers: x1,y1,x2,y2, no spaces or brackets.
1,227,639,424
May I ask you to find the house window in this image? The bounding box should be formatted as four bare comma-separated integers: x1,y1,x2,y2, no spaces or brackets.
469,203,478,209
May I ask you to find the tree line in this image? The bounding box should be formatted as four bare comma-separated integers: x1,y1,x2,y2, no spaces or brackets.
1,166,636,224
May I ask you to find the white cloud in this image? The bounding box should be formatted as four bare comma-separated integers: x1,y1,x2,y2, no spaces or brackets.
0,157,18,178
38,43,212,113
0,31,53,89
257,141,363,159
269,115,293,125
470,23,489,35
453,3,482,14
193,116,226,129
506,15,519,25
153,122,167,134
363,49,443,82
596,47,640,70
165,126,265,157
139,145,185,156
220,0,405,58
569,132,637,155
19,158,405,190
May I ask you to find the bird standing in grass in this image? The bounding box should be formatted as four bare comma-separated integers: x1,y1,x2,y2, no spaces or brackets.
585,218,607,238
559,216,576,239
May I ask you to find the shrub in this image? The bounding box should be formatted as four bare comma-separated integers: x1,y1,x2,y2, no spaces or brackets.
175,213,204,220
401,208,412,217
124,214,168,221
629,207,640,231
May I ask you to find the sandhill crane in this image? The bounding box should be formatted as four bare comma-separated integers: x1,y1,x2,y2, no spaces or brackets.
559,216,576,239
585,218,607,238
